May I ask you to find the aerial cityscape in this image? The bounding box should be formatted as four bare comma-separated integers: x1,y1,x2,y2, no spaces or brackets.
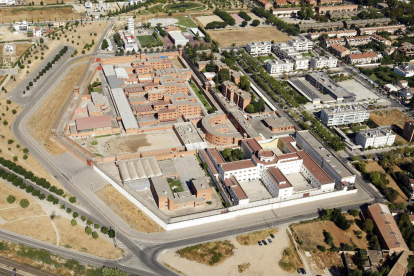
1,0,414,275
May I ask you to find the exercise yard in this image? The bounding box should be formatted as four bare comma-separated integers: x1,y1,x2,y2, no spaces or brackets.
238,180,273,202
338,80,379,101
208,26,291,47
76,129,183,157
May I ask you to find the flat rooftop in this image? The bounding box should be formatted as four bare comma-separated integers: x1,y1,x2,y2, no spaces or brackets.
238,179,273,202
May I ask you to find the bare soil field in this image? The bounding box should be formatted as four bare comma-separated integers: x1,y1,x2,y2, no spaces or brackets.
310,251,345,273
279,233,303,273
177,240,235,266
236,228,278,246
54,216,123,259
1,216,57,244
0,6,80,23
0,99,66,192
0,202,44,221
208,26,291,47
95,185,163,233
27,63,87,156
15,43,32,58
365,161,408,203
291,218,369,251
196,15,224,27
62,21,109,53
370,109,412,131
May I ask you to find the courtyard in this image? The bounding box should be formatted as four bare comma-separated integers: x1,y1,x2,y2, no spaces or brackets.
338,80,379,102
239,180,273,202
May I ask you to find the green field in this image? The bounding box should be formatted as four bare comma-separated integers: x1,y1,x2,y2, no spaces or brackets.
148,4,163,13
176,17,197,27
165,2,205,10
137,35,157,46
190,82,211,109
258,55,275,63
167,178,184,193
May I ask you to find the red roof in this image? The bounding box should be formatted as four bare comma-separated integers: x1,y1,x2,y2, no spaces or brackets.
75,115,112,131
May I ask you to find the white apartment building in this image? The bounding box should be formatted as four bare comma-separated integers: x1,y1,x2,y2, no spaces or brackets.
320,106,370,126
0,0,15,4
246,41,271,56
355,127,396,149
262,167,294,199
290,55,309,70
128,17,134,35
12,21,28,31
288,35,314,52
33,27,42,37
310,55,338,69
266,59,294,74
394,64,414,77
219,160,260,182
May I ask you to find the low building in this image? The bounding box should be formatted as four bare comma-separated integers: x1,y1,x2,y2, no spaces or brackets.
394,64,414,78
12,21,28,31
246,41,271,56
398,42,414,57
263,116,295,132
168,31,189,47
310,55,338,69
307,30,357,40
366,203,409,254
221,81,251,110
266,59,294,74
117,30,138,52
75,115,113,133
270,7,301,17
320,106,370,126
324,37,346,47
383,84,399,93
371,34,391,46
315,4,358,15
306,72,356,102
85,1,92,8
355,127,396,149
400,174,414,194
344,52,379,65
403,120,414,142
319,0,342,4
189,28,205,38
358,25,406,35
33,27,42,37
346,36,371,46
329,43,351,58
0,0,16,4
256,0,272,9
398,87,414,100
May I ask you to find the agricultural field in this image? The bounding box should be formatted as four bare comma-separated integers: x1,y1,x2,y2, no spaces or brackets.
208,26,291,47
0,6,80,23
370,108,412,131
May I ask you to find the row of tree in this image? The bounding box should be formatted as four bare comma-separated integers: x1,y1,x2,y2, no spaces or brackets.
213,8,236,26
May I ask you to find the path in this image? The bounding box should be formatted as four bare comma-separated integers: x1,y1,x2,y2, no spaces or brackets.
48,217,60,246
288,227,313,276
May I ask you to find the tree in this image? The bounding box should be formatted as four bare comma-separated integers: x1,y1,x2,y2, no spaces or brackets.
218,68,230,83
108,230,115,238
369,235,380,250
317,245,326,252
101,227,109,234
241,21,247,27
239,75,250,92
252,19,260,26
81,216,86,222
94,224,100,229
71,219,77,226
349,209,360,217
69,197,76,203
85,226,92,235
92,232,99,239
20,199,30,208
73,212,78,218
408,255,414,271
245,104,255,113
194,31,200,41
7,195,15,204
206,60,216,72
363,218,374,234
101,39,109,50
87,219,93,225
66,208,72,214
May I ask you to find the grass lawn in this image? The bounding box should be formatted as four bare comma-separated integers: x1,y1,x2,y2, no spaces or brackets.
165,2,204,10
176,17,197,27
368,74,379,82
137,35,157,46
351,125,367,132
92,88,103,93
257,55,275,63
302,52,315,57
148,4,163,13
167,178,184,193
190,82,211,108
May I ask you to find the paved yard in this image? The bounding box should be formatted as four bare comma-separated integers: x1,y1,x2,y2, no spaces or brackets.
338,80,379,101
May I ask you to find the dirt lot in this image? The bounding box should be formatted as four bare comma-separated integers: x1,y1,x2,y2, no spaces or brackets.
196,15,224,27
177,240,235,266
78,129,182,157
54,216,123,259
15,43,32,57
370,109,412,131
0,99,66,192
279,232,303,273
365,161,408,203
95,185,163,233
161,225,298,275
236,228,278,246
0,6,80,23
208,26,291,47
1,216,57,244
27,63,87,156
291,218,369,252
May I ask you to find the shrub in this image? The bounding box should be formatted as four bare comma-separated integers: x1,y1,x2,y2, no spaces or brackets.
7,195,15,204
87,220,93,226
349,209,360,217
317,245,326,252
341,243,354,251
101,227,108,234
66,208,72,214
92,232,99,239
20,199,30,208
73,212,78,218
108,230,115,238
69,197,76,203
71,219,77,226
85,226,92,235
81,216,86,222
94,224,100,229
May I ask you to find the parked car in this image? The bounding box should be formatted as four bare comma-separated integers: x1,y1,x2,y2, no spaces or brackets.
262,240,267,245
258,241,262,246
267,238,272,244
270,234,275,239
301,268,306,274
297,268,302,274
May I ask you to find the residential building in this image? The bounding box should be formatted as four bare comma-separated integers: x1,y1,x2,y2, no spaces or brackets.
394,64,414,77
366,203,409,254
358,25,406,35
299,21,343,31
266,59,294,74
383,84,399,93
4,43,14,52
346,36,371,46
221,81,252,110
398,87,414,100
0,0,16,4
33,27,42,37
256,0,272,9
319,0,342,4
12,21,28,31
403,120,414,142
315,4,358,15
320,105,370,126
324,37,346,47
288,35,314,52
344,18,391,29
270,7,301,17
371,34,391,46
289,54,309,70
398,42,414,57
355,127,396,149
85,1,92,8
400,174,414,194
344,52,379,65
303,0,316,4
310,55,338,69
397,80,409,89
306,72,356,102
246,41,271,56
329,43,351,58
168,31,189,47
383,47,395,56
128,17,134,34
117,30,138,52
307,30,357,40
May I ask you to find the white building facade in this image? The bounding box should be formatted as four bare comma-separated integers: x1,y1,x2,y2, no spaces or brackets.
320,106,370,126
310,55,338,69
128,17,134,35
355,128,396,148
266,59,294,74
394,64,414,77
246,41,271,56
